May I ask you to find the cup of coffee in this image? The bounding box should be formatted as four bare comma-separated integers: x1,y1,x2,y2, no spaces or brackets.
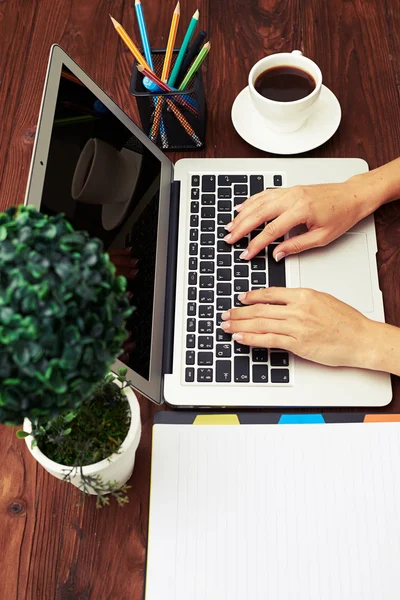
248,50,322,134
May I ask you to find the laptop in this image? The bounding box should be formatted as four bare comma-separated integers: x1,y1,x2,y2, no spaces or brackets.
24,45,392,408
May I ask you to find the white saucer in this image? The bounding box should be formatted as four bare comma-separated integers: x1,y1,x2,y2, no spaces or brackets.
231,85,341,155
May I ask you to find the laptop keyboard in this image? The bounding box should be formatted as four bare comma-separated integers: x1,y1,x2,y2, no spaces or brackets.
185,172,292,386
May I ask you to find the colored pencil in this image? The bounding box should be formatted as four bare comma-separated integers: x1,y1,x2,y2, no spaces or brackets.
134,0,154,70
164,99,201,147
176,29,207,86
109,15,150,70
137,65,199,117
179,41,211,90
168,9,199,87
161,1,180,82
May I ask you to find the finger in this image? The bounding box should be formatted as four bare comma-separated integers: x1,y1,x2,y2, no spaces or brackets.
109,247,133,256
221,317,292,335
110,256,139,268
235,187,287,214
239,288,301,305
231,332,296,352
241,211,301,260
222,304,288,321
226,194,285,242
272,229,325,261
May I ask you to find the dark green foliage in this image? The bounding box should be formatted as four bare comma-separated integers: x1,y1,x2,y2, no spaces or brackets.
0,206,132,424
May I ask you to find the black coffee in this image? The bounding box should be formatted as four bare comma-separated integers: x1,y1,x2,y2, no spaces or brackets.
254,66,316,102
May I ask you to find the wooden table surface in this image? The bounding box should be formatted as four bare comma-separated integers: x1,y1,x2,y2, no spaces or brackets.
1,0,400,598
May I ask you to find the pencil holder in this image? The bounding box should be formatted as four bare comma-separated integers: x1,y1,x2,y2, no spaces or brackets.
130,49,206,151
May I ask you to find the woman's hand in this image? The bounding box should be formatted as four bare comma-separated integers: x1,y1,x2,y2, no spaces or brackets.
220,287,379,369
224,173,384,261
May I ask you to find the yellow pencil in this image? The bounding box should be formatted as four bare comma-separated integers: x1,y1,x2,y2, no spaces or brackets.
109,15,151,70
161,1,180,82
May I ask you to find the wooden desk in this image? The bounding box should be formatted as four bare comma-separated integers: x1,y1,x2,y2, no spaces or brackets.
1,1,400,597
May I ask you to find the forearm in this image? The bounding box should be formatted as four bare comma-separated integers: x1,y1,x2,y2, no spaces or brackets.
351,157,400,214
361,321,400,376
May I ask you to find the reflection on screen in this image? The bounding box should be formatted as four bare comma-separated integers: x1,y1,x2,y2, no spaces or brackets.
40,65,162,380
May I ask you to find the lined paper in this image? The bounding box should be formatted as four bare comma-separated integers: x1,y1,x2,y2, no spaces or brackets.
145,423,400,600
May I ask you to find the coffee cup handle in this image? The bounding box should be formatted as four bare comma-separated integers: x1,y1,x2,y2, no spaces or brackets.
291,50,303,57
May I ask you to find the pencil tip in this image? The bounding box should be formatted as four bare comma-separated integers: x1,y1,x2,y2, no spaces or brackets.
109,15,118,27
175,1,180,13
135,0,141,4
137,65,144,72
194,9,200,18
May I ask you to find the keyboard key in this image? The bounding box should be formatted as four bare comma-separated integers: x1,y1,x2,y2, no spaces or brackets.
199,290,214,303
191,188,200,200
273,174,283,187
234,356,250,382
234,341,250,354
189,257,197,270
234,280,249,293
189,243,198,255
271,352,289,367
217,328,231,342
188,272,197,285
234,184,248,196
218,188,232,199
198,320,214,334
198,336,213,350
234,251,246,263
190,215,199,227
188,287,197,301
201,220,215,232
216,312,223,326
201,206,215,219
217,268,232,281
191,201,199,213
202,194,215,205
250,175,264,196
187,302,196,316
187,318,196,332
217,213,231,225
202,175,216,192
234,197,244,206
218,175,247,185
253,364,268,382
216,343,232,358
234,294,244,307
197,368,213,382
217,254,232,266
190,229,198,241
268,246,286,287
250,230,262,240
271,369,290,383
199,304,214,318
185,367,195,382
186,351,195,365
217,283,231,296
217,240,231,253
252,348,268,362
217,227,226,239
234,238,248,249
234,264,249,277
218,200,232,212
200,247,214,260
217,297,231,311
200,261,214,274
198,352,213,366
200,276,214,288
201,233,215,246
216,361,232,382
251,257,266,271
187,334,195,348
251,272,266,285
191,175,200,186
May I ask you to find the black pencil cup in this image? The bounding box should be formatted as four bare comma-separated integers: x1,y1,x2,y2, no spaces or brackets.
130,49,206,151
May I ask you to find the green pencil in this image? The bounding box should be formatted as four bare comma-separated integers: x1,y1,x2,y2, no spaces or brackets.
178,41,211,90
168,9,199,88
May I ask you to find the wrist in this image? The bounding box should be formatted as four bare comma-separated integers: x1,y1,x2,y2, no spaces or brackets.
356,320,399,374
347,170,390,219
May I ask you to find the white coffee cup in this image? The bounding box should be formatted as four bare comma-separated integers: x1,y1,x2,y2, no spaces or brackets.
248,50,322,134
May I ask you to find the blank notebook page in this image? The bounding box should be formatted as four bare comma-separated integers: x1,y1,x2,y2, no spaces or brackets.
145,423,400,600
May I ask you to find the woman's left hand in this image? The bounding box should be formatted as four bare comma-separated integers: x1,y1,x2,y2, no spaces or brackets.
220,287,378,368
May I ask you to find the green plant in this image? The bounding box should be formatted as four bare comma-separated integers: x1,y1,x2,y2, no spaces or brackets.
0,206,132,425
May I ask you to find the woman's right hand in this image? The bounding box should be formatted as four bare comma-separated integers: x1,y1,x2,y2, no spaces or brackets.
224,172,383,261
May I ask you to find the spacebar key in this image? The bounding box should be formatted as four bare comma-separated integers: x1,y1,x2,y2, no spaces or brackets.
216,361,232,382
234,356,250,382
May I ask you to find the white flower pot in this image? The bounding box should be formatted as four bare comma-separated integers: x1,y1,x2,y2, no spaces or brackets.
23,381,141,495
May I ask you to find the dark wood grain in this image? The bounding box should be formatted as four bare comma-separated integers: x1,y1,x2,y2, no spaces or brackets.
2,0,400,597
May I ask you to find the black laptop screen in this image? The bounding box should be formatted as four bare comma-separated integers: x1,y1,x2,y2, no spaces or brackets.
40,65,162,380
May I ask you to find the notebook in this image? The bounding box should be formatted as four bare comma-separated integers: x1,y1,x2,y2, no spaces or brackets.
145,413,400,600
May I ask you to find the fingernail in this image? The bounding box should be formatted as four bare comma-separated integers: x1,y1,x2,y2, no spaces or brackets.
275,252,286,262
224,234,232,242
221,322,230,331
239,250,249,260
232,333,244,342
225,222,233,232
221,311,230,321
238,293,247,302
236,204,244,211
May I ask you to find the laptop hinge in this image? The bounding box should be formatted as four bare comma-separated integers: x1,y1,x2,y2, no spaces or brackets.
162,180,180,375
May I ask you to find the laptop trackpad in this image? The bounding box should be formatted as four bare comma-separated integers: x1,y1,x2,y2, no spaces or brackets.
298,232,374,313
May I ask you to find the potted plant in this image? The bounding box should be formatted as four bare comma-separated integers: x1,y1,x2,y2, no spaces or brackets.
0,206,141,506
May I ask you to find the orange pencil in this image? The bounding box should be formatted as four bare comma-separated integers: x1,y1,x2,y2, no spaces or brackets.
109,15,151,70
161,1,180,82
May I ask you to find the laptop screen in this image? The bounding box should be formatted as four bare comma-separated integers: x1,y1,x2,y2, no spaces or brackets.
39,65,162,381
